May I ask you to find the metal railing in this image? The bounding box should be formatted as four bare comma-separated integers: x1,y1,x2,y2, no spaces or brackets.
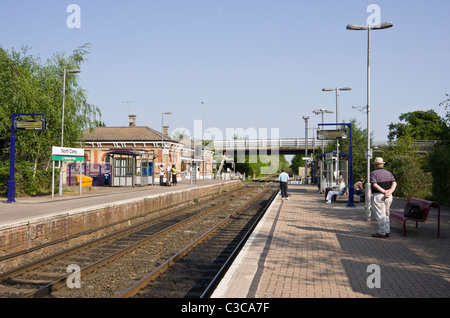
211,138,321,150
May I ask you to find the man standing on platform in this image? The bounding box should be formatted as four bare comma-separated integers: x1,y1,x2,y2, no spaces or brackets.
278,169,290,200
370,157,397,238
159,165,165,186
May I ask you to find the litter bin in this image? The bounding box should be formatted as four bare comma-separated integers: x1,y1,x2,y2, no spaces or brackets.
103,173,111,185
77,175,93,187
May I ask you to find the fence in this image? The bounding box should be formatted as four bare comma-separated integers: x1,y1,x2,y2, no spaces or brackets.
67,163,112,186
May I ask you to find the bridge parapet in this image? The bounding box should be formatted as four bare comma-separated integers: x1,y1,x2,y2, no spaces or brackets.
210,138,326,155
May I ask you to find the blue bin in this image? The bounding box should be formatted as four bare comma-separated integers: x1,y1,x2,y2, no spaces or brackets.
104,173,111,185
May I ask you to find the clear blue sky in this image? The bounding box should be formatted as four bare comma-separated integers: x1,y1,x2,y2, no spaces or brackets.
1,0,449,143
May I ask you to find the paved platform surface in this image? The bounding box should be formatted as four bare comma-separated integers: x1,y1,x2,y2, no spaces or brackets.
213,184,450,298
0,179,237,228
2,182,449,299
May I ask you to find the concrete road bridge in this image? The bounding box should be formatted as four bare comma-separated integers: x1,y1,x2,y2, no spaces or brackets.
210,138,328,156
210,139,437,156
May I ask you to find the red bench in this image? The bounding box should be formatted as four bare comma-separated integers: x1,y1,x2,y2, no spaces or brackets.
390,197,441,238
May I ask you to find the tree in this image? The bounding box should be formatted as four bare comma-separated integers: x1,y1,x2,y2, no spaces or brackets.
428,95,450,205
0,44,101,196
290,154,304,176
385,108,449,202
383,135,432,199
235,154,288,178
172,128,190,141
388,110,447,141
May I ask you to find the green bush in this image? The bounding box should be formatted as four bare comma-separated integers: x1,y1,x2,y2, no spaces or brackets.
388,155,433,200
428,142,450,206
0,160,55,197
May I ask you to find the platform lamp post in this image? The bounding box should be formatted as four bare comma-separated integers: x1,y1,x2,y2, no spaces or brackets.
313,109,333,193
59,68,80,196
322,87,352,128
302,116,310,185
313,109,334,154
161,112,172,182
202,101,205,180
322,87,351,187
347,21,393,220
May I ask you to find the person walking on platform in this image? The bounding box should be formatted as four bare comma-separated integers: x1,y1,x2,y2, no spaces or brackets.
172,165,178,186
370,157,397,238
278,169,290,200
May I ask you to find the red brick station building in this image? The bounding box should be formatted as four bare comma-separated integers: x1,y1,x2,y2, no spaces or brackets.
74,115,214,187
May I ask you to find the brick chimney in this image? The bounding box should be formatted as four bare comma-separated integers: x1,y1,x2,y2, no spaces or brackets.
129,114,136,127
163,125,169,137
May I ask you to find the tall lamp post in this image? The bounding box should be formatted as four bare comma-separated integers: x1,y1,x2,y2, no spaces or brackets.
302,116,310,184
202,101,205,180
322,87,352,127
161,111,172,182
313,109,334,154
347,21,393,220
322,87,351,185
59,68,80,196
313,109,334,193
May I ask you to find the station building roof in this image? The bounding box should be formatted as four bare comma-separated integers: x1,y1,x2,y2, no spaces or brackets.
83,126,173,143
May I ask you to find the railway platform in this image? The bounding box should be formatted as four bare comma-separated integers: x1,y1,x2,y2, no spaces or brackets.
0,179,241,270
212,184,450,298
0,179,237,227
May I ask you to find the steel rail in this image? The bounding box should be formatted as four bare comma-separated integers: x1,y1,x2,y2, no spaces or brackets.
0,197,216,283
117,187,272,298
200,189,279,298
22,187,257,298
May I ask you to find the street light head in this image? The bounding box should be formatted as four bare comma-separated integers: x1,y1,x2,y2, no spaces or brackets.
163,112,172,115
322,88,334,92
347,22,393,31
371,22,394,30
302,116,310,120
346,24,369,31
339,87,352,91
313,109,334,115
67,69,81,73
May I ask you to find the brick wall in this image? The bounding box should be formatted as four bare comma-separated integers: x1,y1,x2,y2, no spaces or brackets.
0,181,240,272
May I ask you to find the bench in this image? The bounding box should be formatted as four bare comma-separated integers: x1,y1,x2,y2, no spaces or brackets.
354,191,365,202
390,197,441,238
331,185,348,202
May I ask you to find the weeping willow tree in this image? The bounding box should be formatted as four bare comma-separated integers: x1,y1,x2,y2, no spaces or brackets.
0,43,101,196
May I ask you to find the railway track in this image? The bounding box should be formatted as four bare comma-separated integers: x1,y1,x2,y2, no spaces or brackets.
0,184,278,298
120,186,277,298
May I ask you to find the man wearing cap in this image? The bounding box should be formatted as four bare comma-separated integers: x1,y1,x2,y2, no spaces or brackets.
370,157,397,238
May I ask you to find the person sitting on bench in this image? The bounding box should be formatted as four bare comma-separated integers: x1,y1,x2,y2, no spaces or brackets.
325,177,346,203
354,178,365,201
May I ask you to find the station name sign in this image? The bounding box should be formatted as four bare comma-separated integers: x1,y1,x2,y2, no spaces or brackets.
52,146,84,161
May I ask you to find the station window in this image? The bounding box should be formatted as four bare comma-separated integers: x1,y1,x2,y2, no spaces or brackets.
114,158,133,177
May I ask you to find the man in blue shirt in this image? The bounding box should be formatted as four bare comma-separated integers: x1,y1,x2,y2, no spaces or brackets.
278,169,290,200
